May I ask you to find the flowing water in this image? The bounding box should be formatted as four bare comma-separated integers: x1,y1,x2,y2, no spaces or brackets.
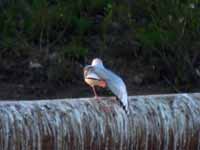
0,93,199,150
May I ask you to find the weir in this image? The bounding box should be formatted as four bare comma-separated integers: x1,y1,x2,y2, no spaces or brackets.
0,93,199,150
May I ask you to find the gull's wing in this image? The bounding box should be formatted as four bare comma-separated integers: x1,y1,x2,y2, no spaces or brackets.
93,65,129,113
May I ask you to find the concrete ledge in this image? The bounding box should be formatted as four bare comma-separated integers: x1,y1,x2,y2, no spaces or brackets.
0,93,199,150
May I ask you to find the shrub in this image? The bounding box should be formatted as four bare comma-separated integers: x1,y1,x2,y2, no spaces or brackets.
0,0,112,82
0,0,200,87
131,0,200,86
0,0,112,58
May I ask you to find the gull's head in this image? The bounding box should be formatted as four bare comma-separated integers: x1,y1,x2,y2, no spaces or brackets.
91,58,104,68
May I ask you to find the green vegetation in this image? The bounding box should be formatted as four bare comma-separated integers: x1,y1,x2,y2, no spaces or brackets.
132,0,200,86
0,0,200,88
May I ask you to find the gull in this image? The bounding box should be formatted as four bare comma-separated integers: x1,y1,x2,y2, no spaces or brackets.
84,58,129,114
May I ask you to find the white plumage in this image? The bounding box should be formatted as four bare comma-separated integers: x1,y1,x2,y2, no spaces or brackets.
84,58,129,114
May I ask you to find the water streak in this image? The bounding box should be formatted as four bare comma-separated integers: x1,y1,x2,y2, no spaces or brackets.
0,93,199,150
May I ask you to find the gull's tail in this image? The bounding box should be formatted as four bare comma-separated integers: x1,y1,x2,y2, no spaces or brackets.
119,96,129,115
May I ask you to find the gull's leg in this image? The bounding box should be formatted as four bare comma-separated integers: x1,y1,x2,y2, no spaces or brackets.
92,86,99,100
91,86,110,112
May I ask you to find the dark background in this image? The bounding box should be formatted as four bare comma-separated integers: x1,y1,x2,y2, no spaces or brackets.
0,0,200,99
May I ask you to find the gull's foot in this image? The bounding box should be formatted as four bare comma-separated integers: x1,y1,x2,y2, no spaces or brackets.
94,96,101,102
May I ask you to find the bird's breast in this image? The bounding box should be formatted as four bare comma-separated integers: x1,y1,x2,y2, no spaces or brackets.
85,78,107,88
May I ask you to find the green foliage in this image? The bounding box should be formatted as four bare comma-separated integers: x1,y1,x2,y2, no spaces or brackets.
0,0,200,86
132,0,200,85
71,16,91,35
0,0,112,82
0,0,112,56
62,38,89,59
